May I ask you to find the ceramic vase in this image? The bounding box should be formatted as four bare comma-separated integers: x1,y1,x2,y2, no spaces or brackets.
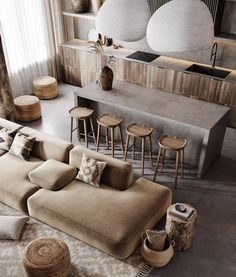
100,66,113,91
92,0,102,14
71,0,89,13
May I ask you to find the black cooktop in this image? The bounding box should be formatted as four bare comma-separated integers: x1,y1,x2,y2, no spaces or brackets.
126,51,160,63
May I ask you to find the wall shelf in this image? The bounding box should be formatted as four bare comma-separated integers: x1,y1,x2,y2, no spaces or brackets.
63,10,96,20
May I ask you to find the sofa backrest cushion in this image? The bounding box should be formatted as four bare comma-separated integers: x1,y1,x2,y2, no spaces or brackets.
20,127,74,163
70,146,133,191
0,117,22,131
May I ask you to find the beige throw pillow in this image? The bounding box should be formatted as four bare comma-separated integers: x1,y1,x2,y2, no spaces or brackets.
76,153,107,187
0,128,16,151
0,215,28,240
9,132,35,160
146,229,167,251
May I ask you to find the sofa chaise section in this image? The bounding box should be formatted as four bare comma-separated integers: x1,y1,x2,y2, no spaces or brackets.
28,146,172,259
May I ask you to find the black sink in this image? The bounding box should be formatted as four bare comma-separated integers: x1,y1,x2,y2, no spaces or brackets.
186,64,231,79
126,51,160,63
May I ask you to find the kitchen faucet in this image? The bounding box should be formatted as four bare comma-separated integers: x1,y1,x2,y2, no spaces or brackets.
210,42,218,68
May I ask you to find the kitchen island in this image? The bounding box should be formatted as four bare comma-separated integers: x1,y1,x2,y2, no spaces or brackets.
74,80,229,177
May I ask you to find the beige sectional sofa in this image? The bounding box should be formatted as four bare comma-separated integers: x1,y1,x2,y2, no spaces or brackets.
0,117,172,259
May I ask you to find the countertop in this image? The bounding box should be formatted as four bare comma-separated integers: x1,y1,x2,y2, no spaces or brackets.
61,39,236,84
74,80,230,130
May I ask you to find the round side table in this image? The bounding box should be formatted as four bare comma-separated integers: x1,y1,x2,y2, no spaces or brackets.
165,204,197,251
22,237,71,277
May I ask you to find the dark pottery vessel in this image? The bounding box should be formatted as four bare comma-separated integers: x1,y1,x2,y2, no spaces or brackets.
71,0,89,13
100,66,113,91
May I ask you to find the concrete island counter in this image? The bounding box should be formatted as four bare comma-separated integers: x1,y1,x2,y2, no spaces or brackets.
74,80,229,177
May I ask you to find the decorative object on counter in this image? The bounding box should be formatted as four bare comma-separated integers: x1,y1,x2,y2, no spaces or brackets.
22,237,71,277
92,0,102,15
153,135,187,188
140,231,175,268
71,0,89,13
88,39,104,54
104,37,113,47
165,204,197,251
96,0,151,42
99,55,115,91
88,28,99,42
147,0,214,53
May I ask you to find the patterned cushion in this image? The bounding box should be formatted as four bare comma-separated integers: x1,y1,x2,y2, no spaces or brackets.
0,128,17,151
9,133,35,160
76,153,107,187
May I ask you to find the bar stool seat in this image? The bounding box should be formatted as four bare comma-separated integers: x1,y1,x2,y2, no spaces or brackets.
96,114,124,157
69,107,96,148
125,123,153,175
153,135,187,188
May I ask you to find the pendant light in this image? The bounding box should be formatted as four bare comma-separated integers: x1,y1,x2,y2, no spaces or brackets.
96,0,151,42
147,0,214,53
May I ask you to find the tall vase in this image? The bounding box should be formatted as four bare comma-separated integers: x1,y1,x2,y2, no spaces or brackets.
100,66,113,91
92,0,102,15
71,0,89,13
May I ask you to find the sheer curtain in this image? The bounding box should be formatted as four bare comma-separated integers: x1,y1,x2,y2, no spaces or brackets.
0,0,65,97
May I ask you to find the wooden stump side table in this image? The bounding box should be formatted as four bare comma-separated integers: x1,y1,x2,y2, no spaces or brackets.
165,204,197,251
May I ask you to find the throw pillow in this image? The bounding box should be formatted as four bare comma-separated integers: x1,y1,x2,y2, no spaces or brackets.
76,153,107,187
0,215,28,240
9,132,35,160
0,128,17,151
29,159,77,191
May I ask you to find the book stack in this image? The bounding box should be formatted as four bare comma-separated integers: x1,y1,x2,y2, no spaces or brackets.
169,204,195,221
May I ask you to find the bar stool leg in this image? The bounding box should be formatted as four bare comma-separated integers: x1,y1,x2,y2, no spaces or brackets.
106,128,109,150
118,125,125,157
153,147,162,182
174,151,180,189
141,138,145,175
90,118,97,147
83,119,88,148
111,127,114,157
161,149,166,173
70,117,73,143
132,137,136,160
77,119,81,142
148,135,153,166
180,148,184,178
96,124,101,152
124,134,130,162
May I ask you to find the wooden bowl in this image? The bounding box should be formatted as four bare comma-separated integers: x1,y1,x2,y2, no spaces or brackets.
140,237,175,268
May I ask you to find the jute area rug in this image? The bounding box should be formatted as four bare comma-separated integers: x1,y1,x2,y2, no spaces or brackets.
0,202,153,277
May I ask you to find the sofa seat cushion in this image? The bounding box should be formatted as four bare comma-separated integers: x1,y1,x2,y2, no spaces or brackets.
0,153,43,213
0,117,22,132
29,159,77,191
28,178,172,259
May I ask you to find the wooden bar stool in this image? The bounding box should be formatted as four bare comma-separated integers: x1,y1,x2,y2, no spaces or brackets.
96,114,124,158
69,107,96,148
124,123,153,175
153,135,187,188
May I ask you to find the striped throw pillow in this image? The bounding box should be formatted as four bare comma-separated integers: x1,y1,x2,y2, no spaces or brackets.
0,128,16,151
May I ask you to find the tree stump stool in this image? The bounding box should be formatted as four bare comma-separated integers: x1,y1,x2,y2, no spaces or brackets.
165,204,197,251
22,237,71,277
14,95,41,122
33,76,58,100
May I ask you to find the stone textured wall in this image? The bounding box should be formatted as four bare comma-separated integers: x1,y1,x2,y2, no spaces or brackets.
0,36,15,120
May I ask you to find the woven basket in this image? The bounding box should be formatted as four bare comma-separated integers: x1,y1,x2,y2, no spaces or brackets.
22,237,71,277
140,233,175,268
33,76,58,100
